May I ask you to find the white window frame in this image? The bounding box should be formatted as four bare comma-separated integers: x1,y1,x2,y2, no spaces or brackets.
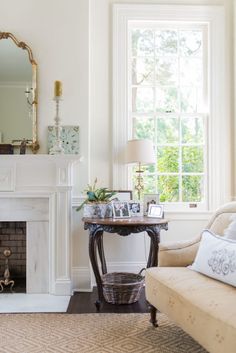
113,4,231,212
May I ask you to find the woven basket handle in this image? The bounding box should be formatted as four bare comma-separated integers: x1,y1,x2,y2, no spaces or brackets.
138,268,146,277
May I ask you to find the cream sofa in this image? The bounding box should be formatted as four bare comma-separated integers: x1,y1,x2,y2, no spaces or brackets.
146,202,236,353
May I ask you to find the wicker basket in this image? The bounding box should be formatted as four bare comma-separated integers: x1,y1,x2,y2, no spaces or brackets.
102,270,145,304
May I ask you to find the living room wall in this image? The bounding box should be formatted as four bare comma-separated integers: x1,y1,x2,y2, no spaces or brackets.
0,0,90,192
0,0,234,290
87,0,234,290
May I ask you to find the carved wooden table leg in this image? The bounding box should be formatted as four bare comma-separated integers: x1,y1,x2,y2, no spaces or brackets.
97,232,107,275
146,226,162,327
146,227,160,268
88,226,104,310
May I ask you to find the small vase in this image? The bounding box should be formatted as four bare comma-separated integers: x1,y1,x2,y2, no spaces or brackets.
83,203,113,218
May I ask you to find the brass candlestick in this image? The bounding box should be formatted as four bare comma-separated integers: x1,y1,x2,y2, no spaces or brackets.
49,81,65,155
0,249,15,292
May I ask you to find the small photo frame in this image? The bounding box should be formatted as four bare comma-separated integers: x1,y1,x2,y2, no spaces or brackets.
148,204,164,218
112,201,130,218
110,190,133,202
129,201,142,217
143,194,159,215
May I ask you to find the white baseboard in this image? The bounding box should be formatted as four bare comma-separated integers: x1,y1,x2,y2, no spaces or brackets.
106,261,147,273
72,267,92,292
72,262,147,291
51,279,72,296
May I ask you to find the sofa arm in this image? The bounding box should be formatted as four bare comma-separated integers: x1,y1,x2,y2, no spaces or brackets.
158,235,201,267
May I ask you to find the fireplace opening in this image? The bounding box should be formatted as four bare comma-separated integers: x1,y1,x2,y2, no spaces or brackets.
0,222,26,293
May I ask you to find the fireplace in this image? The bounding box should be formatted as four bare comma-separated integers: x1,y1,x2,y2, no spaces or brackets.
0,154,80,295
0,222,26,292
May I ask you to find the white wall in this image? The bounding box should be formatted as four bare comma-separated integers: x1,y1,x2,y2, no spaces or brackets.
87,0,234,290
0,0,90,192
0,0,234,291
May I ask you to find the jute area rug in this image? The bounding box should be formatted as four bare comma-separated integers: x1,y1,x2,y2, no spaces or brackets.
0,313,207,353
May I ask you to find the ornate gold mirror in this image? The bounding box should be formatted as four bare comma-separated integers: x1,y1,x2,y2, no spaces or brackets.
0,32,39,153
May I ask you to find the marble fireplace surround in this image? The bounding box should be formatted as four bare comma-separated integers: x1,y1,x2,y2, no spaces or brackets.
0,155,81,296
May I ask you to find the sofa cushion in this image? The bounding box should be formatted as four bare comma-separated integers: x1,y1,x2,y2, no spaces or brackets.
224,215,236,240
208,212,236,235
146,267,236,353
190,230,236,287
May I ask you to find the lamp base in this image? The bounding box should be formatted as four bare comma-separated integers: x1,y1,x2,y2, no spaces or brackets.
134,164,144,200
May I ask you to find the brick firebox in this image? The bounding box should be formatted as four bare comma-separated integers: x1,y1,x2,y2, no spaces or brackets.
0,222,26,283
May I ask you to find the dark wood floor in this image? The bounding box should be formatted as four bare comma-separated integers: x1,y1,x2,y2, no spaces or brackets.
67,287,149,314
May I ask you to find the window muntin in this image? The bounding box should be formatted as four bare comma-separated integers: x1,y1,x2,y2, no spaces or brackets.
129,23,208,209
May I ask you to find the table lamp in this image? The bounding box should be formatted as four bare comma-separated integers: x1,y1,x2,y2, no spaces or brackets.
125,139,156,200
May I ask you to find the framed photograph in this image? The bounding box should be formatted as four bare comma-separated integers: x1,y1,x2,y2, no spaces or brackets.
129,201,142,217
110,190,133,202
112,201,131,218
143,194,159,215
148,204,164,218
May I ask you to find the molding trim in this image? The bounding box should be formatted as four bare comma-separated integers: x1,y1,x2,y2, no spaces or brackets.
53,279,73,296
106,261,147,272
72,196,86,208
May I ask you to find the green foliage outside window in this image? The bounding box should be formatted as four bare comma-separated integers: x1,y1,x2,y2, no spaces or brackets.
131,27,205,203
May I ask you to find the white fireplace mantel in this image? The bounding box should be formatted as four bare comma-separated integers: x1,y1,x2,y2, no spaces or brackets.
0,154,81,295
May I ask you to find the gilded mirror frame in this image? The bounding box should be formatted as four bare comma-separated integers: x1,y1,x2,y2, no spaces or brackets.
0,32,39,153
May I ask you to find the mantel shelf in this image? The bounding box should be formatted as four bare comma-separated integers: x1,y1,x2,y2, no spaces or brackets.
0,154,83,163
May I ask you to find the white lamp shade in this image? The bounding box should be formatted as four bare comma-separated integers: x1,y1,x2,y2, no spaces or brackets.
125,139,156,164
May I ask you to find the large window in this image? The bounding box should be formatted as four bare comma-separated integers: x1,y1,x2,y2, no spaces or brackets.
113,5,230,212
129,23,207,208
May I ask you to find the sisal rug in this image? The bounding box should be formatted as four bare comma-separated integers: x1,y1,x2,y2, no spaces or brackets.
0,313,207,353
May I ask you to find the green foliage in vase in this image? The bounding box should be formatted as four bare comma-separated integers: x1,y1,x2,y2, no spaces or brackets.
76,178,116,212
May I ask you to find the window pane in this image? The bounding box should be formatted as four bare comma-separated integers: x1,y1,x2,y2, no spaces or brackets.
156,57,178,85
130,24,207,208
132,87,154,113
132,57,154,85
180,58,202,86
179,30,202,57
182,175,203,202
155,30,178,55
182,147,204,173
157,117,179,144
181,117,204,144
158,175,179,202
133,117,155,141
132,29,154,56
143,175,156,194
156,86,178,113
157,147,179,173
180,87,197,113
